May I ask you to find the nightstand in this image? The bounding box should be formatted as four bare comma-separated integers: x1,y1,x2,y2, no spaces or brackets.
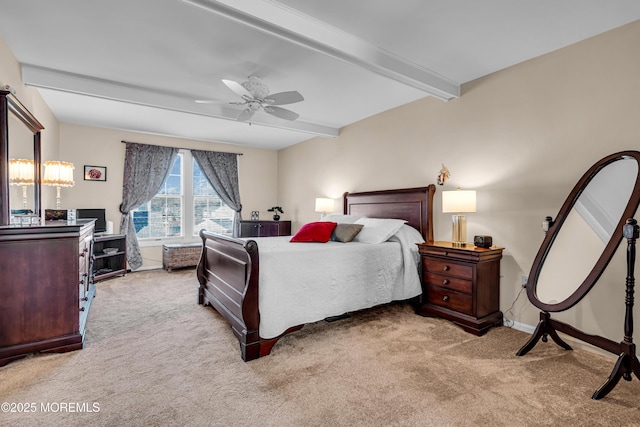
416,241,503,335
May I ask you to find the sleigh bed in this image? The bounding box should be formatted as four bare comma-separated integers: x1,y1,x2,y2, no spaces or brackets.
196,185,436,361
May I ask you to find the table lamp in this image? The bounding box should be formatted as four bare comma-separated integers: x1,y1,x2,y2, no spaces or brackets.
9,158,35,208
315,197,334,219
43,161,75,209
442,188,476,246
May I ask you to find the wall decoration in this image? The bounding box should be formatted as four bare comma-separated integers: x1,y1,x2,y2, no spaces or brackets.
84,165,107,181
437,164,450,185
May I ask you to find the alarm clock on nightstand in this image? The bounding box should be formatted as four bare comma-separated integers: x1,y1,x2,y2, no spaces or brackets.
474,235,493,248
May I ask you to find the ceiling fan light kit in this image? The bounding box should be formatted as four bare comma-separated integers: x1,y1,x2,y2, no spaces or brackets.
241,75,270,99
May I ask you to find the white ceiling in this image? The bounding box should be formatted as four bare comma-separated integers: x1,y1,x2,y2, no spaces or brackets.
1,1,639,150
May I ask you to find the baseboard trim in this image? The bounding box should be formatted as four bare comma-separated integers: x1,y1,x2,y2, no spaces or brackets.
505,319,536,334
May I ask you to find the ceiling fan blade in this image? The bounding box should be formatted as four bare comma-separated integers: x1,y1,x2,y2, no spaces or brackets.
222,79,253,99
263,106,299,121
195,99,227,104
236,108,255,122
264,91,304,105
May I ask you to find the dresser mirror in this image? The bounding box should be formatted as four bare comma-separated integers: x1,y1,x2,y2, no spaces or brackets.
518,150,640,400
0,90,44,225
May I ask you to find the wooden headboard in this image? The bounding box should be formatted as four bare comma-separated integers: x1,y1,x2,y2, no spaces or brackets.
343,185,436,243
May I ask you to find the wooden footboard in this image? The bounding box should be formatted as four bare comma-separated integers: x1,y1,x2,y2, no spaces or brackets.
196,230,300,361
197,230,259,360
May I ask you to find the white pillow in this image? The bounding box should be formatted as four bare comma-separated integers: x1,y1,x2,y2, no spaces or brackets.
320,214,364,224
388,224,425,246
353,218,407,244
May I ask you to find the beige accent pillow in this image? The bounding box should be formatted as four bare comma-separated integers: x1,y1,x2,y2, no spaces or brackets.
332,223,364,243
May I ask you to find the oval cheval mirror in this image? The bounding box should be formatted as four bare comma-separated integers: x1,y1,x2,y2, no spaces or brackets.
516,150,640,400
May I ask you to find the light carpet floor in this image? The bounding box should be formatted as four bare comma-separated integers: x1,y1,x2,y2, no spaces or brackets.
1,268,639,426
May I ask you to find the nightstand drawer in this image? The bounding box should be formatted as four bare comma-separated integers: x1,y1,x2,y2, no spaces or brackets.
425,285,473,315
423,258,473,280
424,272,472,294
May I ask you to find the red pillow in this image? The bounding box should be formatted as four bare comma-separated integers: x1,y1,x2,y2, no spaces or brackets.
290,222,337,243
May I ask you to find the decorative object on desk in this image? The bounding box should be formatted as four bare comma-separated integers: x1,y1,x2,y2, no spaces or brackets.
442,188,476,246
43,161,75,209
437,164,450,185
315,197,334,219
103,247,118,254
473,235,493,248
45,209,67,221
84,165,107,181
267,206,283,221
9,158,34,208
251,210,259,221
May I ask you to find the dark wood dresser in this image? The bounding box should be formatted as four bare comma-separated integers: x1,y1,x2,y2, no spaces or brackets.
239,220,291,237
416,241,503,335
0,219,95,366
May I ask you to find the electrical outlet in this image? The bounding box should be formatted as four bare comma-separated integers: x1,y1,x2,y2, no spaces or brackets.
521,275,528,288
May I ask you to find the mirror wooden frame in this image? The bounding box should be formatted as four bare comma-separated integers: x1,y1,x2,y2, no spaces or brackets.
518,150,640,400
527,150,640,312
0,90,44,225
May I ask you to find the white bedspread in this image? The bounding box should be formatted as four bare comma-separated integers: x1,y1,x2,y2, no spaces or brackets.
248,236,422,339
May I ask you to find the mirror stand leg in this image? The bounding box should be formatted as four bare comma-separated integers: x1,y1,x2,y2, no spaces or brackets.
592,343,640,399
516,311,573,356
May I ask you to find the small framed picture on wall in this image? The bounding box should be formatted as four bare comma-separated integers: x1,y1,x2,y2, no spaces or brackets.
84,165,107,181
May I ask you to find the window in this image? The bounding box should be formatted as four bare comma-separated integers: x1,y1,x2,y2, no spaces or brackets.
132,150,234,242
193,159,234,235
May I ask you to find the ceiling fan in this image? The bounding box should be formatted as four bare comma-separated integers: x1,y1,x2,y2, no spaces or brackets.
196,75,304,122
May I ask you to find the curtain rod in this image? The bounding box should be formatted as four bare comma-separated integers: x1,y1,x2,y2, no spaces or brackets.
120,140,243,155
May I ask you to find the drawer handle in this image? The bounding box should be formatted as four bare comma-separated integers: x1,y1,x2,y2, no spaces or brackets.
442,295,449,302
79,307,85,312
79,252,86,257
442,279,450,285
81,297,88,301
443,265,450,271
443,251,448,256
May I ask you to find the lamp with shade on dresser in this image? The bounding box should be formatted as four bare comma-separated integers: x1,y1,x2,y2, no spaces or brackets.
43,160,75,209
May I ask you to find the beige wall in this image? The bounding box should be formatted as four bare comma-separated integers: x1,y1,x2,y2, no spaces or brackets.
278,21,640,345
59,123,278,268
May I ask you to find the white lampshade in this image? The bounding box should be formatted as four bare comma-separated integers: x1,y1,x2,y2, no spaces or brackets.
9,158,35,185
315,197,334,214
43,161,75,187
43,161,75,209
442,189,476,213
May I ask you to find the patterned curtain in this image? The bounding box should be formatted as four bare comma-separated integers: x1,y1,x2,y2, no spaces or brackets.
119,142,179,270
191,150,242,237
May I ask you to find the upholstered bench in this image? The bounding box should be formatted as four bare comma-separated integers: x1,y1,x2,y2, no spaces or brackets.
162,242,203,272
